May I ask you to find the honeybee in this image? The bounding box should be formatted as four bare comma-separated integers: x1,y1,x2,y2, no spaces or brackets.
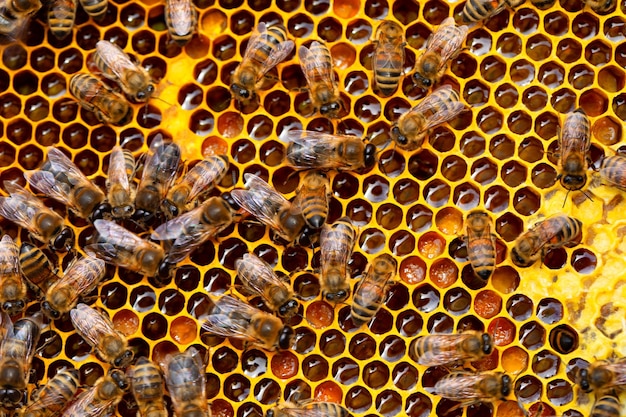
0,182,74,252
320,217,355,303
162,155,229,219
129,357,167,417
69,303,134,368
93,40,156,102
599,155,626,191
61,369,128,417
19,242,61,295
134,138,181,226
285,130,377,172
372,20,405,96
0,315,42,408
411,332,493,367
86,219,165,277
511,214,582,268
266,401,350,417
0,0,41,38
69,73,131,125
231,22,294,102
106,146,136,220
17,368,80,417
236,253,299,319
412,17,468,89
47,0,75,39
292,171,330,229
558,109,591,193
461,0,525,23
230,174,305,243
299,41,343,118
164,0,197,45
41,255,106,319
590,391,621,417
433,372,512,408
163,348,209,417
465,210,497,280
391,84,465,151
24,147,106,221
151,196,234,270
77,0,107,18
0,235,26,316
585,0,616,12
202,295,295,351
577,359,626,393
351,254,397,327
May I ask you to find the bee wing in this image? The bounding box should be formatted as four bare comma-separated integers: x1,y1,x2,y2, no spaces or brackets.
416,334,475,366
435,373,487,399
270,407,329,417
95,40,137,81
0,235,20,276
70,303,117,349
168,0,195,36
607,361,626,386
243,23,294,79
427,18,468,70
298,41,336,92
24,170,73,206
187,157,229,202
47,256,105,303
85,219,145,263
0,184,54,232
201,296,263,342
237,253,290,300
230,174,290,230
140,139,181,190
421,103,464,133
63,386,115,417
320,221,354,265
46,148,93,186
107,146,130,195
284,130,352,169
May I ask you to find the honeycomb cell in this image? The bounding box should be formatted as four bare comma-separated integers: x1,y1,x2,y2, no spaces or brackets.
501,161,528,188
0,143,15,168
443,287,471,315
7,118,32,146
572,12,599,39
502,346,529,374
580,89,608,117
142,312,168,340
468,29,492,57
586,39,612,66
0,93,21,119
130,285,156,312
17,144,44,170
544,11,569,36
471,157,498,185
556,39,582,63
2,44,27,70
546,379,573,406
549,324,579,354
477,106,503,134
463,80,489,107
519,321,546,350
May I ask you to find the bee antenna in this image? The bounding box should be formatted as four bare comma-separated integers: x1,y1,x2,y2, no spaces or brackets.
582,190,594,202
562,189,570,208
152,95,173,106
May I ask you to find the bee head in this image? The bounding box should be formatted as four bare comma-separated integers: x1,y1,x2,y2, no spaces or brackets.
41,301,61,320
278,299,299,318
90,202,112,222
324,289,349,303
391,126,407,146
561,174,585,190
413,72,432,87
162,199,179,219
278,326,295,350
1,300,24,316
578,368,591,392
320,101,341,116
132,209,155,229
364,143,377,168
0,387,25,408
156,260,175,286
136,85,155,101
266,410,276,417
221,192,241,211
481,333,493,355
114,349,135,368
230,84,250,99
110,369,129,390
52,227,75,252
500,374,511,397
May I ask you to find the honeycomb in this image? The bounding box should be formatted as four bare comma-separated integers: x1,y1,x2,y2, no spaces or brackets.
1,0,626,415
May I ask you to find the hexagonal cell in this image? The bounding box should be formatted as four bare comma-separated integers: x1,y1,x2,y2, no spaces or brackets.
467,29,492,57
463,79,489,106
556,39,582,63
544,11,569,35
535,112,559,140
484,185,509,213
453,183,480,210
2,44,27,70
598,65,625,92
551,88,577,113
585,39,612,66
0,142,15,168
501,160,528,187
476,106,503,134
538,62,565,89
6,118,32,146
508,110,532,135
450,52,477,79
512,8,539,33
579,89,608,117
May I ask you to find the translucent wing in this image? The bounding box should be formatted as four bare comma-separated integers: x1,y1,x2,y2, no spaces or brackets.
186,157,229,202
230,174,291,232
201,296,263,343
434,373,488,401
320,219,355,267
1,316,41,365
140,138,180,193
298,41,336,93
285,130,355,169
0,183,62,239
269,407,331,417
236,253,291,301
416,333,478,366
426,17,468,71
61,386,114,417
107,146,130,195
69,303,117,350
253,24,294,78
168,0,195,36
46,147,93,186
411,86,465,132
85,219,157,268
0,235,20,277
47,256,105,305
24,170,73,206
95,40,137,81
606,361,626,386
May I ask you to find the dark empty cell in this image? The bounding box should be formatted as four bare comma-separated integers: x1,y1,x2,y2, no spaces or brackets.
489,134,514,160
615,94,626,121
598,65,626,92
396,309,423,338
430,127,456,152
531,163,557,188
258,140,284,167
521,86,548,112
377,203,403,230
212,35,237,61
281,246,308,274
443,287,471,315
189,109,215,136
493,83,518,109
130,30,157,55
195,58,218,86
302,354,329,382
515,375,542,404
513,187,541,216
224,375,250,402
485,10,509,33
345,71,369,96
158,289,185,316
471,157,498,185
441,156,467,182
346,198,372,225
506,294,533,321
549,325,579,354
571,248,597,274
354,95,381,123
580,89,608,117
362,175,389,203
463,80,489,106
0,93,21,119
333,172,359,199
476,107,503,134
393,178,420,205
18,145,44,170
467,29,492,56
538,62,565,89
450,52,477,79
319,330,346,358
305,117,333,133
535,112,559,140
254,379,281,404
359,228,386,254
104,26,130,46
405,22,431,50
556,39,582,63
572,12,599,39
230,10,254,35
453,183,480,210
518,137,544,163
484,185,509,213
458,131,485,158
264,91,291,117
333,358,360,385
31,47,55,72
23,95,47,123
392,0,419,24
136,104,161,129
426,312,454,334
551,88,576,113
378,150,405,178
512,7,539,33
246,115,273,141
408,149,438,181
121,3,145,28
519,321,546,350
141,313,167,340
412,283,440,313
568,64,595,89
62,123,89,149
11,70,37,96
501,161,527,187
6,118,32,145
0,143,15,168
365,0,389,18
218,238,248,270
532,350,561,379
345,19,372,45
546,379,573,406
510,59,535,85
389,231,415,256
496,33,522,58
287,13,313,38
423,180,450,208
362,361,390,390
544,11,569,35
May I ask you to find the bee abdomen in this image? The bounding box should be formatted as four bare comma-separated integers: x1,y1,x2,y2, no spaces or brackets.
78,0,107,18
48,0,76,39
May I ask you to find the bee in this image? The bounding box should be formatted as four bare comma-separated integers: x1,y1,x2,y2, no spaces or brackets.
134,138,181,226
557,109,591,193
93,40,156,102
391,84,465,151
0,315,42,408
292,171,330,229
47,0,76,40
164,0,197,45
511,214,582,268
41,255,106,319
69,303,134,368
412,17,468,89
433,372,512,409
61,369,128,417
411,332,493,367
106,145,136,220
162,155,229,219
230,22,294,102
17,368,80,417
266,401,350,417
461,0,525,23
19,242,61,295
151,196,234,272
584,0,616,12
86,219,165,277
372,20,405,96
577,359,626,393
0,0,41,38
230,174,305,244
129,357,167,417
590,391,621,417
465,210,497,280
163,348,209,417
320,217,356,303
599,155,626,191
77,0,107,18
0,182,74,252
0,235,26,316
69,73,131,125
285,130,377,172
202,295,295,351
236,253,299,319
351,253,397,327
24,147,107,221
299,41,343,118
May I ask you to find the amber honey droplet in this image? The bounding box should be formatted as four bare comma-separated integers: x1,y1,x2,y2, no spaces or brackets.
488,317,516,346
314,381,343,403
112,310,139,336
474,290,502,319
170,317,197,344
502,346,529,374
306,301,334,329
